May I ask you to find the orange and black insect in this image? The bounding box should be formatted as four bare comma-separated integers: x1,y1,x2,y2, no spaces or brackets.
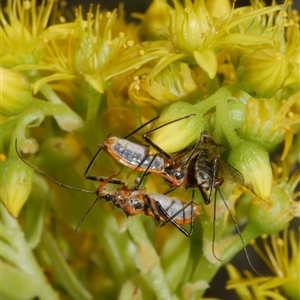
15,139,200,235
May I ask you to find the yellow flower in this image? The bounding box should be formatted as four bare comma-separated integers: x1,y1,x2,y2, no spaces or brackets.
235,92,300,152
0,67,32,116
226,228,300,300
1,0,54,67
129,61,198,108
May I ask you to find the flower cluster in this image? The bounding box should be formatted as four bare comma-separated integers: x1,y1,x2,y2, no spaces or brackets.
0,0,299,299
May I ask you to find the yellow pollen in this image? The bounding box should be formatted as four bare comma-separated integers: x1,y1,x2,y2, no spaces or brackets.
0,153,6,162
288,111,294,118
59,16,66,23
106,40,112,45
289,19,295,26
185,7,190,14
119,32,125,38
93,37,97,43
106,11,112,18
276,238,284,247
24,0,31,10
139,50,145,55
60,1,67,8
127,40,134,46
133,76,139,81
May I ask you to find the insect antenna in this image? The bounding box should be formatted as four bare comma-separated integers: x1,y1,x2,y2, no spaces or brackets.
74,172,121,233
215,187,266,277
15,139,96,195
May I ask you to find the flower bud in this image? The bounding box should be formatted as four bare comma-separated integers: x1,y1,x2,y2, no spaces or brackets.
228,141,272,200
0,68,32,117
168,0,213,53
237,49,288,98
36,135,82,172
247,184,293,235
150,102,204,154
236,96,284,151
138,0,170,41
0,158,33,217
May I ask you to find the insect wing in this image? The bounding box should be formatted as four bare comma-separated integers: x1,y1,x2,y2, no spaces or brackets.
217,158,244,185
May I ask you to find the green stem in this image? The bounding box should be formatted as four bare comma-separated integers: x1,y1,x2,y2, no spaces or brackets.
9,98,83,157
195,83,240,117
216,94,243,147
94,211,136,287
127,218,175,300
0,203,59,300
41,230,93,300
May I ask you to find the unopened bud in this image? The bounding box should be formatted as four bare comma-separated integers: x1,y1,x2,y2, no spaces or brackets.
150,102,204,154
0,158,33,217
228,141,272,200
0,68,32,117
237,48,288,98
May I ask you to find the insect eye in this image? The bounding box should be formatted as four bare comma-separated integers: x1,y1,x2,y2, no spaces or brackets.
105,194,112,201
174,171,185,180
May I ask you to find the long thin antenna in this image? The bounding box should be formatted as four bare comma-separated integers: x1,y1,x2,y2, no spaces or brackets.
217,188,266,277
15,139,96,195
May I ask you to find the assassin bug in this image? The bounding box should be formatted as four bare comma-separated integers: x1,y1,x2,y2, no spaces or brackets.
15,139,200,235
98,119,263,276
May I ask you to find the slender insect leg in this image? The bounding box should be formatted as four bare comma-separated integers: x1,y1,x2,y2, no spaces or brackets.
156,190,196,237
143,194,162,224
133,154,159,190
123,116,160,139
142,114,195,159
84,144,126,186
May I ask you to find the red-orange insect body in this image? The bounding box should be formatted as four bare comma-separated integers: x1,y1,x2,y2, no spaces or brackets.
103,131,244,205
94,175,201,235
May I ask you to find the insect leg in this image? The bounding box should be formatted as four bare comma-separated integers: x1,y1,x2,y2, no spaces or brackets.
144,194,162,224
84,144,126,186
156,191,195,237
142,114,195,159
133,153,159,189
123,116,160,139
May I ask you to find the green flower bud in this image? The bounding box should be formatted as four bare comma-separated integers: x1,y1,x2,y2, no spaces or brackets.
236,96,285,151
36,135,82,172
228,141,272,200
150,102,204,154
0,68,32,117
237,49,288,98
0,158,33,217
138,0,170,41
168,0,213,53
247,184,293,235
